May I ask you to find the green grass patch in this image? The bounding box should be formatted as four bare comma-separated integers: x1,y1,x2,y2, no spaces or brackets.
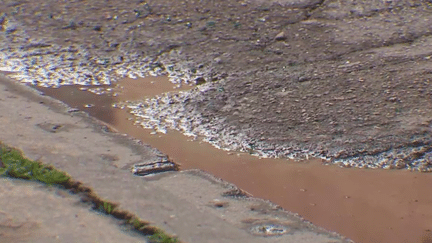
0,144,179,243
149,230,179,243
102,201,115,214
0,146,70,185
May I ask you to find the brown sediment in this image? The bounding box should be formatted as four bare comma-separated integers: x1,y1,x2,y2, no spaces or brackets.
36,76,432,243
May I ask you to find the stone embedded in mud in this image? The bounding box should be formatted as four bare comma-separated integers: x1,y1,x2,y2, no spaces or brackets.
0,14,6,25
270,0,326,9
275,31,286,41
213,57,222,64
67,108,80,113
297,76,309,82
5,24,17,34
195,77,206,85
93,25,102,31
62,21,78,30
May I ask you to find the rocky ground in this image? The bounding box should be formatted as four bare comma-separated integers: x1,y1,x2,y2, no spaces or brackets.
1,0,432,170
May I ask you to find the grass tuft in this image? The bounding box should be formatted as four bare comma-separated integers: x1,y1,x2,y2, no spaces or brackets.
148,230,179,243
102,201,115,214
0,146,71,184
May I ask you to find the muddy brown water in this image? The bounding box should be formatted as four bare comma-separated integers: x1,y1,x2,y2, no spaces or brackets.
35,76,432,243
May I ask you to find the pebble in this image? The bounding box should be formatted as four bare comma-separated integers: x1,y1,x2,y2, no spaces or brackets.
275,31,286,41
67,108,80,113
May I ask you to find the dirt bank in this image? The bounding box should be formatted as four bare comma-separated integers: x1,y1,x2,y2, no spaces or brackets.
1,0,432,168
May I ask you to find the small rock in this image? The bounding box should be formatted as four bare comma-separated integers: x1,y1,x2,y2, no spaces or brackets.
0,15,6,26
388,96,399,102
132,157,179,176
93,25,102,31
214,57,222,64
5,25,17,34
195,77,206,85
110,42,119,48
208,199,229,208
62,21,77,30
67,108,80,113
275,31,286,41
298,76,309,82
52,124,62,131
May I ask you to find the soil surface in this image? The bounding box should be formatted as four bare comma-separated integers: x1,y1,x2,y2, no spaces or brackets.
1,0,432,169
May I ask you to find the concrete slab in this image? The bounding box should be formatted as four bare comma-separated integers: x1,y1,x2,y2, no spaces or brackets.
0,178,145,243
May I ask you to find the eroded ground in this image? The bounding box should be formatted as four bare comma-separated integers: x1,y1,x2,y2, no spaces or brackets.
1,0,432,169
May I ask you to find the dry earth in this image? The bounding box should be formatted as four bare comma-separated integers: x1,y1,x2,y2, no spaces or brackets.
1,0,432,169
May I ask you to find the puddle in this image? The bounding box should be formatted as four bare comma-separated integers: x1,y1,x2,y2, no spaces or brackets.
35,76,432,243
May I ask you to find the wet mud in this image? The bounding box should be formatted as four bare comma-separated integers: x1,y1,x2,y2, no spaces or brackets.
1,0,432,169
36,76,432,243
